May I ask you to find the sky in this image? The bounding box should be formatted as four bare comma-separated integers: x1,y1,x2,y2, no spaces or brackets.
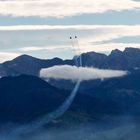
0,0,140,62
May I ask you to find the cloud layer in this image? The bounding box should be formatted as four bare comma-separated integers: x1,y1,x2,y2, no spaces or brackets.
0,25,140,60
40,65,127,81
0,0,139,18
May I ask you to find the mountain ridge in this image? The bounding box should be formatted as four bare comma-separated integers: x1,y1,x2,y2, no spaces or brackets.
0,47,140,77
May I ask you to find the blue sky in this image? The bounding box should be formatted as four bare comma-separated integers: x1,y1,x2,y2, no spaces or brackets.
0,0,140,62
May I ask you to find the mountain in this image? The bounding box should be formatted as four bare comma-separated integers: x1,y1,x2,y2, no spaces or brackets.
47,47,140,91
1,47,139,93
83,69,140,116
1,72,140,125
0,47,140,78
80,51,107,67
0,75,113,124
0,75,69,123
80,47,140,70
102,48,140,70
0,55,74,77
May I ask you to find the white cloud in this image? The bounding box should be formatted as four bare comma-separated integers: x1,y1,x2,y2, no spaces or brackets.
0,52,20,63
0,25,139,31
40,65,127,81
20,46,46,52
1,25,139,55
20,45,71,52
0,25,140,44
0,0,139,17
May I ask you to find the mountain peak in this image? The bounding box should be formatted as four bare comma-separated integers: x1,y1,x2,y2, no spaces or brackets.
13,54,39,61
51,57,63,62
9,54,46,65
124,47,140,53
82,51,107,58
111,49,122,54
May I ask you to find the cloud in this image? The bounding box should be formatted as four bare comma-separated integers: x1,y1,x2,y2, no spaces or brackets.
0,25,140,60
40,65,127,81
79,43,140,53
19,43,140,58
0,25,140,31
0,0,139,18
0,52,20,63
0,25,140,45
20,45,71,52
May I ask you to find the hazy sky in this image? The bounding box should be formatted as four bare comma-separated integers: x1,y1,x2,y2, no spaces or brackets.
0,0,140,62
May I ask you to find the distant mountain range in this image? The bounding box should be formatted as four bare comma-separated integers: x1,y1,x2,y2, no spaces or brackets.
1,47,140,77
79,47,140,69
1,47,140,124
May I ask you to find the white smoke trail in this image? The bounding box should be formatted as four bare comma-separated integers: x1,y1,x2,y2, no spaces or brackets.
70,36,79,66
34,80,81,126
34,36,82,127
7,36,82,136
5,81,82,137
74,36,82,66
